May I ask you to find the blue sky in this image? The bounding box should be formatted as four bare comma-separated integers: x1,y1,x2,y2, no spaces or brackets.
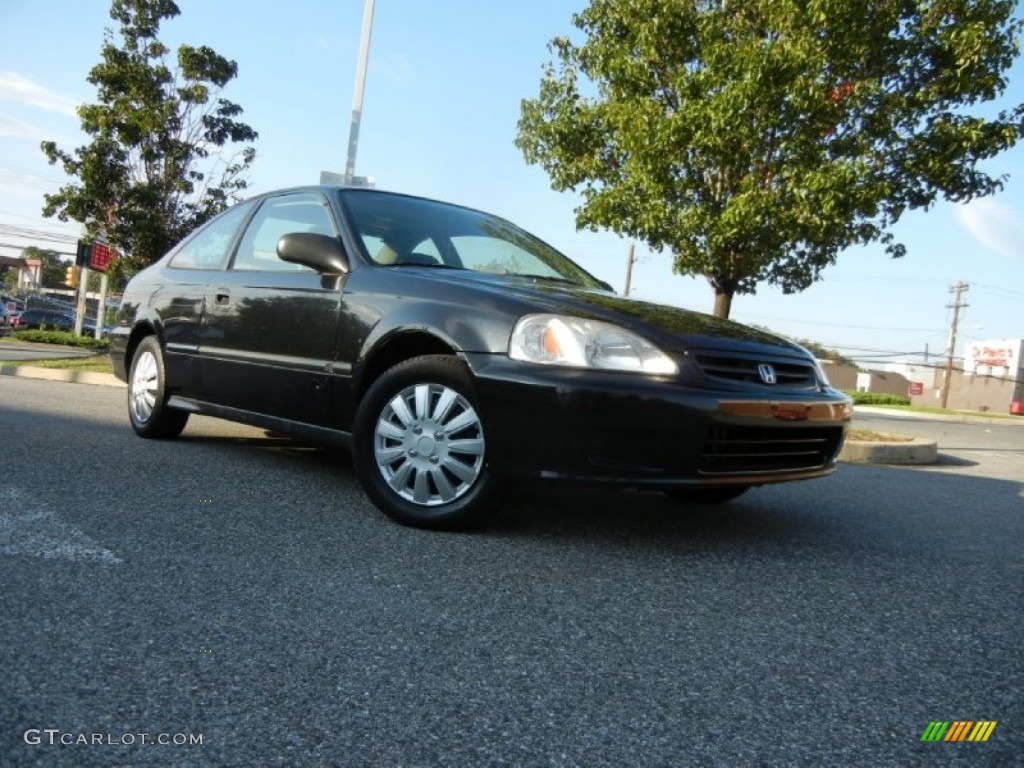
1,0,1022,367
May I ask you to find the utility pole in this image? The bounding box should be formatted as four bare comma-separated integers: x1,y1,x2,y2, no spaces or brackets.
94,271,109,340
940,281,969,409
73,264,90,337
345,0,375,184
623,243,636,296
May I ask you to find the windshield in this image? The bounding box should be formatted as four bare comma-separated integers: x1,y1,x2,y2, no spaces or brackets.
338,190,605,289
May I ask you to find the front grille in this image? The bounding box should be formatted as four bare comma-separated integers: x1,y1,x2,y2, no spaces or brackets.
698,425,844,475
694,353,817,389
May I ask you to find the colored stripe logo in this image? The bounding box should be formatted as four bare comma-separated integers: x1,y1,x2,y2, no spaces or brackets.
921,721,997,742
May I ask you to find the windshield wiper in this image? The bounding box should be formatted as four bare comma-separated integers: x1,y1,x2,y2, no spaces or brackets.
517,273,582,286
389,262,467,270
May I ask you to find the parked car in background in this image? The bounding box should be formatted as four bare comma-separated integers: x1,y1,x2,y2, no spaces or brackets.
111,186,852,530
0,304,9,328
16,309,97,335
16,309,74,331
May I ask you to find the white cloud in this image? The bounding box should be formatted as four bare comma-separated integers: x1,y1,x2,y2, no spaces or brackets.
0,71,79,116
955,197,1024,259
0,111,78,148
0,165,65,199
372,54,414,83
0,113,45,140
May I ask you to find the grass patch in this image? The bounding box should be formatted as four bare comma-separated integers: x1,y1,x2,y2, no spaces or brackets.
841,389,1021,420
841,390,911,406
11,330,109,349
847,429,914,443
10,354,113,373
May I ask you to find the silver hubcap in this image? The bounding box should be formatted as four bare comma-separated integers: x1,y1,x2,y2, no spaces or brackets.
130,350,158,424
374,383,485,506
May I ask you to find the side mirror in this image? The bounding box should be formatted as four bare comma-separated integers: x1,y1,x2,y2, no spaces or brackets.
277,233,349,275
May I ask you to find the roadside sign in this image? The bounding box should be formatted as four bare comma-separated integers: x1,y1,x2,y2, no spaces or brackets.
88,243,115,272
909,381,924,396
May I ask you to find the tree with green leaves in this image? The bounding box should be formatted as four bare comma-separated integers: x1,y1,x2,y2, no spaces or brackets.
792,337,857,368
41,0,257,272
517,0,1024,318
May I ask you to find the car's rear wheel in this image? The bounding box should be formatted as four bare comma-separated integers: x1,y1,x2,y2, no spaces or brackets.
128,336,189,439
352,355,499,530
664,486,750,504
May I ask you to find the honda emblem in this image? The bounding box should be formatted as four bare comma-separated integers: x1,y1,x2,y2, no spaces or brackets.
757,364,777,385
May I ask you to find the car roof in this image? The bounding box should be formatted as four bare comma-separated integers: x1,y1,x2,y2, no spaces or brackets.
240,185,500,221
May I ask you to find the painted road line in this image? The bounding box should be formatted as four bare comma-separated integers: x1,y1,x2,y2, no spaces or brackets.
0,488,121,564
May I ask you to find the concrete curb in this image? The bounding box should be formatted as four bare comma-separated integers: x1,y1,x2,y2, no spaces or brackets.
839,438,938,465
0,364,124,388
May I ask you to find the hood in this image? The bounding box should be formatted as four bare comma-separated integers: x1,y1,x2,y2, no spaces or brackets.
418,269,809,358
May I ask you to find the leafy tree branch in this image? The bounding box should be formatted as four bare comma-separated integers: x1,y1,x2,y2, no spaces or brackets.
517,0,1024,318
41,0,258,272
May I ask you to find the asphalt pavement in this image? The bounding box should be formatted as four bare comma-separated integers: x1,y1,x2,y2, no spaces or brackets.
854,408,1024,480
1,378,1021,767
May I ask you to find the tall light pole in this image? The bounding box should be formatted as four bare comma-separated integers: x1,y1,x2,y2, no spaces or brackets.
344,0,375,185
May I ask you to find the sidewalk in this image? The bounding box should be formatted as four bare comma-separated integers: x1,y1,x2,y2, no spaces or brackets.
854,404,1024,426
0,363,123,388
0,341,121,387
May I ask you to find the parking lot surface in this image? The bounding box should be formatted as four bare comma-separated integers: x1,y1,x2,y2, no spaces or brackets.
2,378,1021,766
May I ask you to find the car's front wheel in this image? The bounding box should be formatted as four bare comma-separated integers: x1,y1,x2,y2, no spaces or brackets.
127,336,189,439
352,355,499,530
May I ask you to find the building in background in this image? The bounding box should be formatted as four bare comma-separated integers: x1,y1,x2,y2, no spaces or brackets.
919,338,1024,414
954,338,1024,414
823,340,1023,415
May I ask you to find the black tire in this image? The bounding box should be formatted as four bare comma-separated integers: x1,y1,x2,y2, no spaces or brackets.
664,486,750,505
127,336,189,439
352,355,500,530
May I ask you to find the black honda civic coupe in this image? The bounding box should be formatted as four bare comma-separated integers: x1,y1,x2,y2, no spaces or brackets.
111,186,852,529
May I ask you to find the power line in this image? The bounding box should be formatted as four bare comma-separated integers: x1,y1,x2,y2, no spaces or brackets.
0,242,77,257
0,224,78,245
845,351,924,359
734,313,945,333
0,209,76,228
971,282,1024,299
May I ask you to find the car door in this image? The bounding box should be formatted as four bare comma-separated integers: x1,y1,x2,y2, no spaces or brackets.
158,200,257,397
199,191,344,424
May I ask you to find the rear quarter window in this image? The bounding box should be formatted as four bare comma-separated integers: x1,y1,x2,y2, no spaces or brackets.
168,200,256,270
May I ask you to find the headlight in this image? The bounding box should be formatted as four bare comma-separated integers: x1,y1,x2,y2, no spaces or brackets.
509,314,678,375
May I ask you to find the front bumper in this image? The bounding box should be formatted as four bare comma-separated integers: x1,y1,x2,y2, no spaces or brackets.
463,354,852,488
